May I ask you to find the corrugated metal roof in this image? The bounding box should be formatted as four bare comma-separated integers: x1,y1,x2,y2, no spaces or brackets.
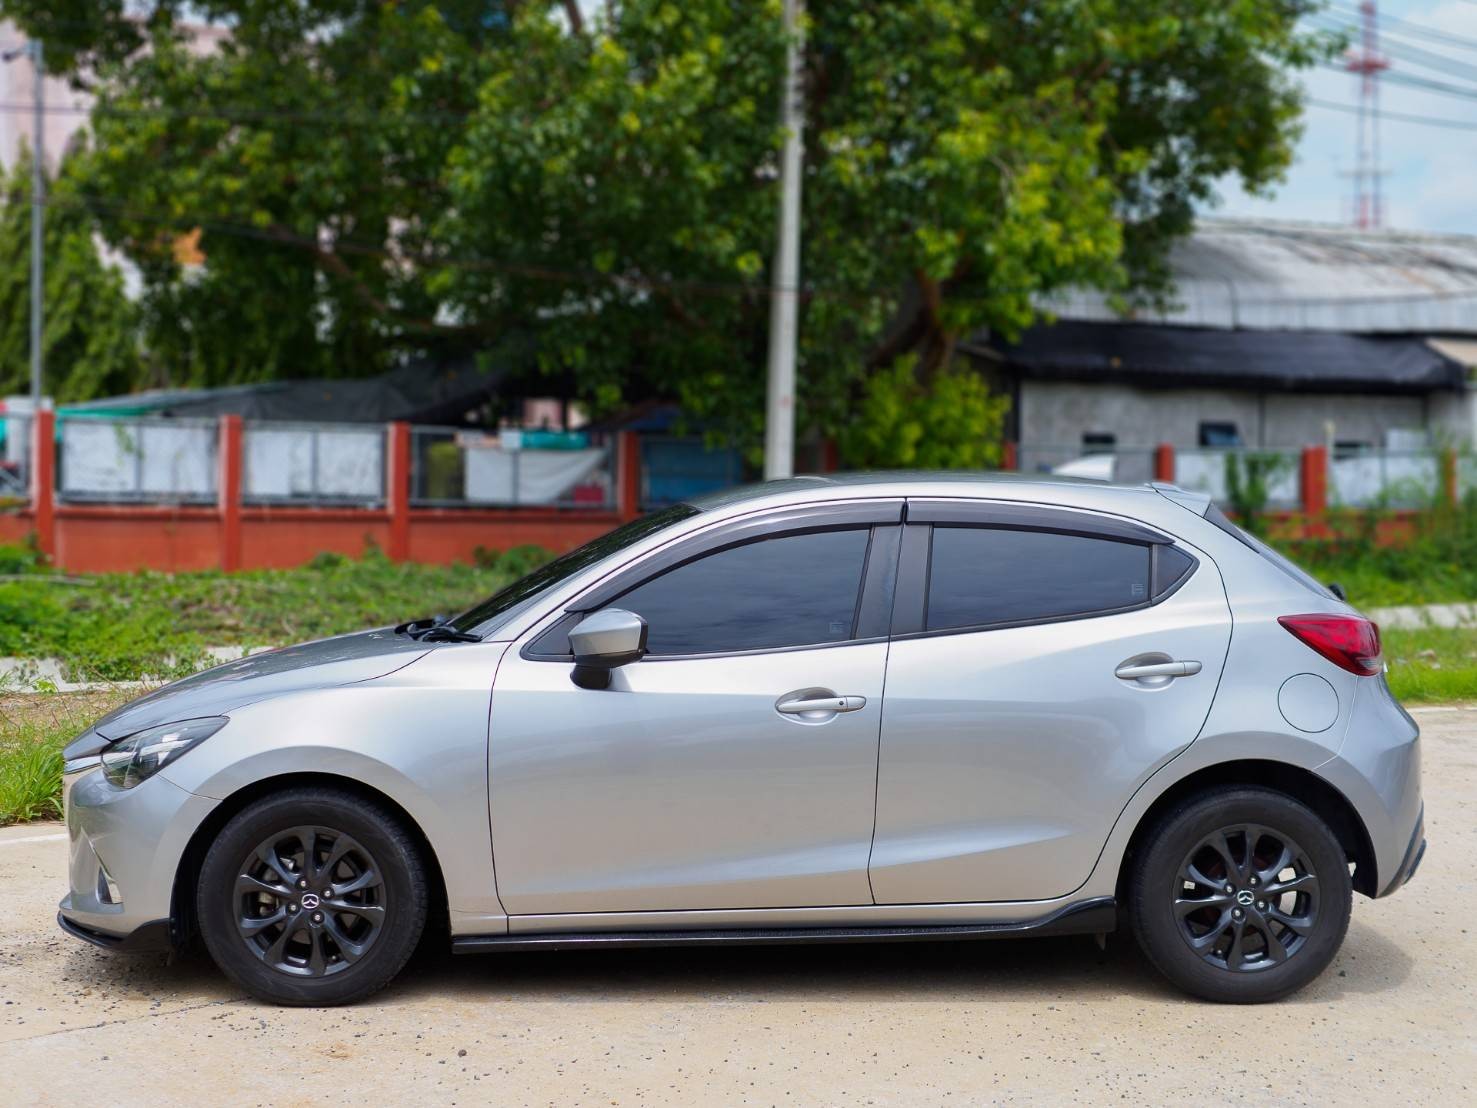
1041,218,1477,334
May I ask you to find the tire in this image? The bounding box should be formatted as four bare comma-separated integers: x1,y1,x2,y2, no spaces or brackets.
1128,786,1352,1004
196,787,429,1006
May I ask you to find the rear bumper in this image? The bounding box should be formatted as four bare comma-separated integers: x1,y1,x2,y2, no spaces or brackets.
1387,807,1426,893
1319,679,1424,898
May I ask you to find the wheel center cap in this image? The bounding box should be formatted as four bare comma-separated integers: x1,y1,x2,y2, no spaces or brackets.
300,892,321,910
1235,889,1255,907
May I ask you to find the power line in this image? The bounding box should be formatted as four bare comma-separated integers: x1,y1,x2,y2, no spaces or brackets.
1305,96,1477,130
1326,1,1477,54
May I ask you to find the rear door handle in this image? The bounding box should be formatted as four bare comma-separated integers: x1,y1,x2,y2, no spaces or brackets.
1114,659,1202,681
776,694,867,714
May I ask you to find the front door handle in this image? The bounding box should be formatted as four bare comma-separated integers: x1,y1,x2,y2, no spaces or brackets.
776,693,867,715
1114,659,1202,681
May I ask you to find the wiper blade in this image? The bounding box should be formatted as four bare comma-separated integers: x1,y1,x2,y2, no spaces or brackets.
394,615,446,637
394,615,479,642
417,626,481,643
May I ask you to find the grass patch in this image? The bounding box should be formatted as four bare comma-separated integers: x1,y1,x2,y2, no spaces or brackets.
0,690,132,824
0,544,540,681
1382,625,1477,705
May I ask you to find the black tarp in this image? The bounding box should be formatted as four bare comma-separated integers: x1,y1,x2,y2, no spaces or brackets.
988,321,1468,394
64,354,511,424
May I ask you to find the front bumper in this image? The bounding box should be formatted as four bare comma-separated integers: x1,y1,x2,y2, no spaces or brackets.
57,759,215,946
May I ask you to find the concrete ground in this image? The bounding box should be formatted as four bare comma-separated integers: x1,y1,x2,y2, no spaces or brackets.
1,709,1473,1106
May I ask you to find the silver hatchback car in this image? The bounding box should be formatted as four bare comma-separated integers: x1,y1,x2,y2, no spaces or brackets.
59,474,1424,1006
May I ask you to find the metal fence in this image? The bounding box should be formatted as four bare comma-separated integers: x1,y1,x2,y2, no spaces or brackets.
57,416,219,504
1328,449,1443,509
1172,448,1303,510
243,421,385,506
0,412,29,500
409,425,615,509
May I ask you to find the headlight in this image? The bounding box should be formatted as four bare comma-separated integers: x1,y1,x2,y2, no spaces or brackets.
101,717,228,789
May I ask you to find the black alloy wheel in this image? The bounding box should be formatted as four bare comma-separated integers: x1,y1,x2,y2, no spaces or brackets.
235,826,386,977
1129,786,1352,1003
197,787,428,1006
1172,824,1320,972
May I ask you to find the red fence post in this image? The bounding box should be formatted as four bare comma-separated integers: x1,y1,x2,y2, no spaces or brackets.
31,407,54,563
617,431,642,521
1154,443,1175,483
387,421,411,561
1440,447,1459,509
218,415,243,572
1300,445,1328,522
1000,441,1017,471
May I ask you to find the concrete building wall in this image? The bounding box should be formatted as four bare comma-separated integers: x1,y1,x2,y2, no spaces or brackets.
1019,379,1450,449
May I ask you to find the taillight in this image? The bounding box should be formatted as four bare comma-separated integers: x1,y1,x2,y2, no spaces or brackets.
1277,614,1383,676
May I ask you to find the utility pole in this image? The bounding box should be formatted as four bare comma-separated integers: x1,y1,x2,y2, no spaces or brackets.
763,0,803,481
29,39,43,408
3,39,44,406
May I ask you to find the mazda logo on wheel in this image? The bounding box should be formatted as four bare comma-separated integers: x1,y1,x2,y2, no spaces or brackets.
1235,890,1255,907
300,893,321,910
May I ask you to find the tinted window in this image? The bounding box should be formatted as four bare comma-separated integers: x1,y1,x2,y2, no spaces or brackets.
926,526,1150,632
1155,546,1196,598
612,529,871,655
448,504,700,636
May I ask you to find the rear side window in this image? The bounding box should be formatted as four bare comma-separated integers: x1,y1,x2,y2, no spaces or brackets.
925,527,1151,632
1204,504,1333,599
611,528,871,655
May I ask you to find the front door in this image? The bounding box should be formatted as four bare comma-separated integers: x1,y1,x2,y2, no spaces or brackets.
489,521,899,916
869,509,1232,904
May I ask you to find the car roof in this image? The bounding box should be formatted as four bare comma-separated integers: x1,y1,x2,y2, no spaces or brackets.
687,471,1207,516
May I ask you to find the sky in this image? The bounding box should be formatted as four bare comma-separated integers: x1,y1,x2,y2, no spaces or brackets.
1214,1,1477,233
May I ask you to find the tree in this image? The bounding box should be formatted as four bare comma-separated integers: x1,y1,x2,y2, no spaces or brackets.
0,144,141,400
4,1,1333,455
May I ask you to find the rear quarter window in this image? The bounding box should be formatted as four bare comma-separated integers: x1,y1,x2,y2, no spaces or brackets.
925,526,1152,632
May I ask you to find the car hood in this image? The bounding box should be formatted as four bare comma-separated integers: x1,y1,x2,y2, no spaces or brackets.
88,629,432,740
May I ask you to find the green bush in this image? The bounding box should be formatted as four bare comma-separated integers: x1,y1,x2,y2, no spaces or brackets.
1274,491,1477,608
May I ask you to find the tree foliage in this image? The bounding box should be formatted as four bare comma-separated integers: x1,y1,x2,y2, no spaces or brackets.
0,145,140,400
5,0,1332,450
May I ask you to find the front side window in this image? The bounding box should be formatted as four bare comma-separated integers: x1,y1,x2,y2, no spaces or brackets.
609,528,872,655
448,503,700,637
925,526,1151,633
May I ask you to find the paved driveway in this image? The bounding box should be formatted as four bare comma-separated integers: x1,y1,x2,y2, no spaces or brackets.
2,707,1474,1106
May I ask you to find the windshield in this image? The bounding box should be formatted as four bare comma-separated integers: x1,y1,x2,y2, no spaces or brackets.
447,503,702,638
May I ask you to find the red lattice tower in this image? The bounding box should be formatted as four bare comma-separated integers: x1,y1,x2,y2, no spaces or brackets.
1345,1,1390,229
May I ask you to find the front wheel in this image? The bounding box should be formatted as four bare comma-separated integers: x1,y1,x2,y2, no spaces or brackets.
196,787,429,1006
1128,787,1352,1003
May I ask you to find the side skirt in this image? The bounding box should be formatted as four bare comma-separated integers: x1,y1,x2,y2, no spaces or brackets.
452,896,1115,954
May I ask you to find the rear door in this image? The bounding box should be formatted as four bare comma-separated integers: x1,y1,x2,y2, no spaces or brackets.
869,499,1231,904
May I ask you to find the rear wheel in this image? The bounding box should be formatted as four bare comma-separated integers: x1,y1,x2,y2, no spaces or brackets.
196,787,428,1006
1129,787,1351,1003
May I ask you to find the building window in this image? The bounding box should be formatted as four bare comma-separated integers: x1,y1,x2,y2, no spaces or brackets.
1334,440,1371,460
1082,432,1116,454
1198,422,1242,447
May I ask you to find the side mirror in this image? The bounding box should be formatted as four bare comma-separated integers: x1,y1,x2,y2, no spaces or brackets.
568,608,648,690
